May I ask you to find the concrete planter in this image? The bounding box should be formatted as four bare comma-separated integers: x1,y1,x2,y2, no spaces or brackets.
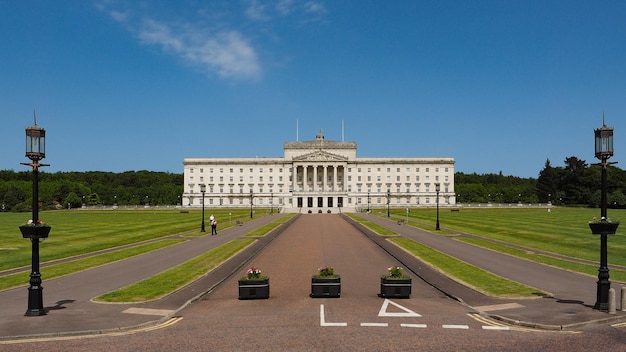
310,276,341,298
238,278,270,300
379,277,412,298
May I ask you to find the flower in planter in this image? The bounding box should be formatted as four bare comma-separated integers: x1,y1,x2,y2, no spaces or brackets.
384,266,408,279
23,219,48,226
242,266,267,280
315,265,338,278
589,216,619,224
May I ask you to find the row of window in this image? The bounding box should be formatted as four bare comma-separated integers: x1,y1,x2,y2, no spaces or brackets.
188,166,450,174
188,174,449,184
189,184,450,194
189,167,284,174
191,196,451,206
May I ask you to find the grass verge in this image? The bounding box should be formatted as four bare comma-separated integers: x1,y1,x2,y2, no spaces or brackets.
346,214,397,236
389,237,547,298
95,238,255,302
0,239,185,291
457,237,626,282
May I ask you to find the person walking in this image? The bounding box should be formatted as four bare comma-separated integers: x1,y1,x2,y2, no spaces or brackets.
211,217,218,235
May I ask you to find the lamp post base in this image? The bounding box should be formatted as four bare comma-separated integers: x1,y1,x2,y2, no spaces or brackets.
25,286,46,316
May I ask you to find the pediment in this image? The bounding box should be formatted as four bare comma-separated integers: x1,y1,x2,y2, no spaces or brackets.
293,151,347,162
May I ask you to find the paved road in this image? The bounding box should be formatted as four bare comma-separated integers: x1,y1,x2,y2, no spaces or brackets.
2,213,626,351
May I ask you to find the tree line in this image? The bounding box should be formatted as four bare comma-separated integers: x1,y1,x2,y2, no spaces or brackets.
0,170,183,211
455,156,625,208
0,157,624,212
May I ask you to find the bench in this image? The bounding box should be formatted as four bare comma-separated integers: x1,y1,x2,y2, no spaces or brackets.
397,219,405,225
236,220,244,226
451,209,460,212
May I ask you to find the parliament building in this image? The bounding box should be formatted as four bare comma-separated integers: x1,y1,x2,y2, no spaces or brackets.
182,131,455,213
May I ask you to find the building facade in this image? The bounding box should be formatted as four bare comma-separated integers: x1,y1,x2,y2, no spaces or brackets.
182,131,455,213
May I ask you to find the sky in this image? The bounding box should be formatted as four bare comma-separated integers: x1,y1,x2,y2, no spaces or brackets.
1,1,625,178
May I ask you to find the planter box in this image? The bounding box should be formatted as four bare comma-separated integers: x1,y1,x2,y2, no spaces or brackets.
19,225,51,239
589,222,620,235
380,277,412,298
310,276,341,298
238,278,270,300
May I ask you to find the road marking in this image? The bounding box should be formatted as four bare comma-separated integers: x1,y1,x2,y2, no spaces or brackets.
442,324,469,329
320,304,347,327
360,323,389,327
123,307,176,316
0,317,183,345
401,323,428,328
482,326,510,330
378,299,422,317
473,303,525,312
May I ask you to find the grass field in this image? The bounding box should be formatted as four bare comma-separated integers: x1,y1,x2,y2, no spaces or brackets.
384,206,626,266
0,208,254,272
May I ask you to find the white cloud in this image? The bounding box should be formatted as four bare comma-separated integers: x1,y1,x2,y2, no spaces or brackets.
304,1,326,15
137,19,261,79
245,0,269,21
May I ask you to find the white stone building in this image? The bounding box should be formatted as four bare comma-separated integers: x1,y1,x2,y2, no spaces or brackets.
182,131,455,213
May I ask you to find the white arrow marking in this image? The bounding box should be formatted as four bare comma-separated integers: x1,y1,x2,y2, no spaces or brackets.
378,299,422,317
320,304,347,327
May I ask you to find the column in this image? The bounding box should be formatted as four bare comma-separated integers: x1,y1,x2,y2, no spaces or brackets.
303,165,308,192
313,165,317,192
333,165,338,192
292,164,297,192
323,165,328,192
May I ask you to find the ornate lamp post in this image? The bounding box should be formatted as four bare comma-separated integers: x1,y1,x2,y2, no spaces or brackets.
200,184,206,232
367,191,370,213
590,120,619,311
435,183,441,231
19,115,50,316
387,189,390,217
250,189,254,219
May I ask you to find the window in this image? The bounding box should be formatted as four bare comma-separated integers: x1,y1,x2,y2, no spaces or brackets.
190,168,194,173
220,168,224,173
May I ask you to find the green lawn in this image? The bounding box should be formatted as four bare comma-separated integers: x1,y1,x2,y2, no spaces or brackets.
0,209,253,272
388,207,626,266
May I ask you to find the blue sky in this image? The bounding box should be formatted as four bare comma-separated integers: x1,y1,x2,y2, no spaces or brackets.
1,1,625,178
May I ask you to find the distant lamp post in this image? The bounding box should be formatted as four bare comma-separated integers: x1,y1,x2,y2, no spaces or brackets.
387,189,390,217
590,120,619,311
435,183,441,231
19,114,50,316
367,192,371,213
250,189,254,218
200,184,206,232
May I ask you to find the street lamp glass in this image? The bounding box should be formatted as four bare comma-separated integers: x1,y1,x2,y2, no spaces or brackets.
435,183,440,192
200,184,206,192
25,124,46,160
594,125,614,160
